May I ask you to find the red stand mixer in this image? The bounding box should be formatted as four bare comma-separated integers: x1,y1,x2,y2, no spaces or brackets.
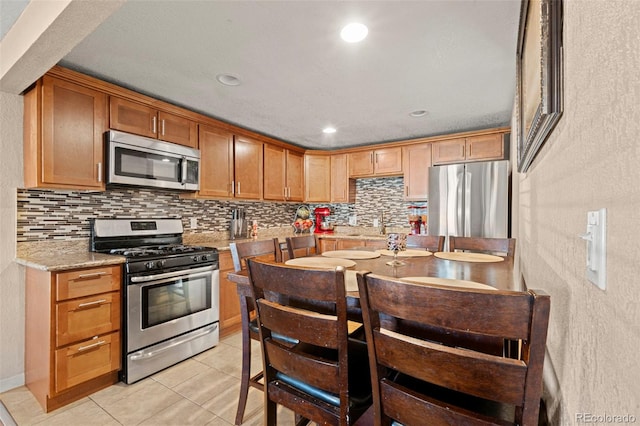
313,207,334,234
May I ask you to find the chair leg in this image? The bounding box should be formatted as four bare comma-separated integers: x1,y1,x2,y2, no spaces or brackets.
234,328,252,425
266,398,278,426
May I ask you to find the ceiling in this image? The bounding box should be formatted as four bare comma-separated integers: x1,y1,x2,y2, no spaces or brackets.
7,1,521,149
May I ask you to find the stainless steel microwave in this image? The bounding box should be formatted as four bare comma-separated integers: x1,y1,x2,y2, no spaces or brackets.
106,130,200,191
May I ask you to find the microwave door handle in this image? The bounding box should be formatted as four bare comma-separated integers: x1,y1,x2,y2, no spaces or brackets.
181,156,187,184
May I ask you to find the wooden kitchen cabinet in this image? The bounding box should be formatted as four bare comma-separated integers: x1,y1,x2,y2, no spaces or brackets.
304,154,331,202
110,97,197,148
198,126,263,200
199,125,235,198
432,133,504,165
264,144,304,202
234,136,263,200
219,251,241,337
319,237,386,252
23,75,107,190
331,154,356,203
403,143,432,201
348,147,402,177
25,265,121,412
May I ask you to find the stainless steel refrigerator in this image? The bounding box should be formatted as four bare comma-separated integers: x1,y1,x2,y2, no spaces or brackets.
428,160,509,246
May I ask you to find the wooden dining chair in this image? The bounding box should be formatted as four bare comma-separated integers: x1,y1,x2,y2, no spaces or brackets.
229,238,281,425
285,234,320,259
246,259,372,425
449,236,516,260
406,235,445,252
356,272,550,426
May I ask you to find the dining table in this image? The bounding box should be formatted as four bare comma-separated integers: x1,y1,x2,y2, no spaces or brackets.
226,248,518,309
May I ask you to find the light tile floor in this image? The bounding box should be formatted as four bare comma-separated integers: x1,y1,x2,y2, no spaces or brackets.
0,332,299,426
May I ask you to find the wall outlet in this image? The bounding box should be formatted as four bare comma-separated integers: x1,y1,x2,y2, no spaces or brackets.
373,218,379,227
348,215,357,226
190,217,197,229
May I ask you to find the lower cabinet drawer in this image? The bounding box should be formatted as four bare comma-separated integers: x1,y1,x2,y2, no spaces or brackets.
55,332,120,393
56,292,120,347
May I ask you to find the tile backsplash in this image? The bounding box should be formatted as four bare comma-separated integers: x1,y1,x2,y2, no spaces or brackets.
17,177,423,241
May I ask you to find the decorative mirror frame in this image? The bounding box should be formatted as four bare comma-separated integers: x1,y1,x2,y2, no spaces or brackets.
516,0,564,172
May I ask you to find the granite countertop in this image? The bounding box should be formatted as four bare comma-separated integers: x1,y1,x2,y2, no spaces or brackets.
15,240,126,272
15,226,409,271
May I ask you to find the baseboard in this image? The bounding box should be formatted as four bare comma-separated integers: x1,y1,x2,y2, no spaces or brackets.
0,373,25,393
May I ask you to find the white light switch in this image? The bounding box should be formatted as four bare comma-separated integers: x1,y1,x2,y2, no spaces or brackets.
579,208,606,290
190,217,198,229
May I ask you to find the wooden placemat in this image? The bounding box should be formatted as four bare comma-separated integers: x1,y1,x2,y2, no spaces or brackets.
322,250,380,260
285,257,356,269
399,276,496,290
376,249,433,257
434,252,504,263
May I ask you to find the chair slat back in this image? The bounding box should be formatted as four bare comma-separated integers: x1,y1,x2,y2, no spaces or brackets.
357,272,550,426
229,238,280,272
247,259,365,423
406,235,445,252
286,234,319,259
449,236,516,259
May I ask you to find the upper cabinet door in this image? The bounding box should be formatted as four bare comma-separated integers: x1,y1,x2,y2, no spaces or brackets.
198,125,234,198
402,143,431,201
373,147,403,175
110,98,197,148
158,111,197,148
305,154,331,203
234,136,263,200
465,134,503,161
349,147,402,177
330,154,355,203
432,138,466,165
109,97,156,138
37,76,106,189
263,144,287,201
348,151,374,177
285,150,304,202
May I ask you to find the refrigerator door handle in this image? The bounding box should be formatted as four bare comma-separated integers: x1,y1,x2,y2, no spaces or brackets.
464,170,472,237
455,170,465,235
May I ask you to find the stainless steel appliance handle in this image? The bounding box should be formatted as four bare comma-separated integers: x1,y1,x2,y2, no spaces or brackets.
456,171,464,234
464,170,471,237
181,156,187,184
129,324,218,360
130,265,216,283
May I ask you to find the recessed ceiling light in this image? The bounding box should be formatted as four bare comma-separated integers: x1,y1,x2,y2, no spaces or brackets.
340,23,368,43
216,74,241,86
323,127,337,134
409,110,429,117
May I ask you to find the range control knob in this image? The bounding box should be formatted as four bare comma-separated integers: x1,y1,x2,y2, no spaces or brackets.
192,255,201,262
145,261,155,270
157,260,166,268
201,254,210,261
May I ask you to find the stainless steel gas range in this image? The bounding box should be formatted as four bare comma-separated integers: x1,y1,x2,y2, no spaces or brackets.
90,218,219,384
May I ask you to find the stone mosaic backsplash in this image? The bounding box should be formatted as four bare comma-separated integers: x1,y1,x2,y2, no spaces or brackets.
17,177,424,241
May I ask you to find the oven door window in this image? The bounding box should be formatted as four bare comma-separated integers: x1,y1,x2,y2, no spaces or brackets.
142,275,211,328
115,147,181,183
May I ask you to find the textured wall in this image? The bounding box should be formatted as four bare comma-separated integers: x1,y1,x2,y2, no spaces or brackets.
0,92,26,391
513,1,640,423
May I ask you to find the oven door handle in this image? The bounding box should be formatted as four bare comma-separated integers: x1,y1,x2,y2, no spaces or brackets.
129,323,218,360
130,265,216,283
